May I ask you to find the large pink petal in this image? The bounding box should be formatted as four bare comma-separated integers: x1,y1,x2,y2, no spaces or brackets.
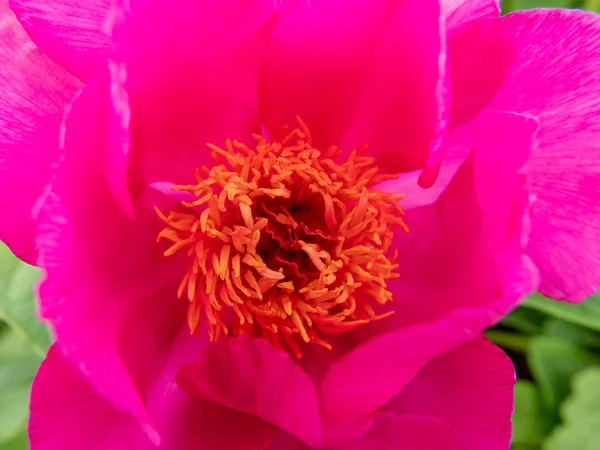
30,342,276,449
36,79,187,435
447,17,515,128
258,0,403,148
388,336,515,450
29,345,146,450
110,0,277,193
9,0,111,81
344,413,461,450
0,0,80,263
445,0,500,32
485,9,600,302
319,110,538,430
267,414,461,450
177,337,323,448
341,0,448,175
267,433,311,450
144,330,277,449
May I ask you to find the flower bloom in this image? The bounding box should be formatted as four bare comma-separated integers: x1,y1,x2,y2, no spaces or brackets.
1,0,599,448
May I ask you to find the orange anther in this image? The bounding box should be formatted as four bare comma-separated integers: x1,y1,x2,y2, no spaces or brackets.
156,120,407,357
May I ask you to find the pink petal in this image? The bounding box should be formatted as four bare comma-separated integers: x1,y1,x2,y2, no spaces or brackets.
30,341,276,449
473,110,537,253
110,0,277,192
485,9,600,302
344,413,461,450
36,79,187,434
29,345,146,450
341,0,448,174
9,0,111,81
445,0,500,32
267,433,311,450
320,110,538,430
258,0,403,147
0,1,80,264
144,330,278,449
267,414,461,450
177,337,323,447
447,17,515,127
388,336,515,450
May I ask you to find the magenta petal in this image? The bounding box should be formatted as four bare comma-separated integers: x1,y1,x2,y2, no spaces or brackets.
144,331,277,450
341,0,448,174
269,415,461,450
267,433,311,450
9,0,111,81
177,337,323,447
388,337,515,450
258,0,402,147
37,79,186,432
29,345,146,450
474,110,537,253
486,9,600,302
344,413,461,450
30,341,276,450
0,3,80,264
389,111,537,325
111,0,277,190
448,17,515,127
446,0,500,32
320,110,538,428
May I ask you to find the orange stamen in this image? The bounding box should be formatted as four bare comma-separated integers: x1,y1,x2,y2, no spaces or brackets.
156,119,408,357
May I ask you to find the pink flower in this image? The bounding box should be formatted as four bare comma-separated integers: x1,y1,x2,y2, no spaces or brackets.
0,0,598,448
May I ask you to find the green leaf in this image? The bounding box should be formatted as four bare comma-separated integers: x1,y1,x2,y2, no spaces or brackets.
0,385,30,444
512,444,541,450
561,368,600,425
0,330,41,445
544,368,600,450
584,0,600,12
524,293,600,335
0,431,27,450
514,0,577,7
0,243,50,357
527,336,600,417
485,330,531,353
543,319,600,349
0,331,41,391
502,0,586,13
512,380,550,445
501,307,546,335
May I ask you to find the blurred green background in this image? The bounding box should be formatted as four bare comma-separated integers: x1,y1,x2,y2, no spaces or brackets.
0,1,599,449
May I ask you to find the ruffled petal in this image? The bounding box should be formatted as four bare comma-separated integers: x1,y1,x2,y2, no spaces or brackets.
176,337,323,448
9,0,111,81
447,16,515,127
36,79,187,434
341,0,448,174
319,110,538,430
30,341,276,449
267,414,460,450
29,345,146,450
110,0,277,193
445,0,500,32
267,433,311,450
486,9,600,302
343,413,461,450
144,330,277,449
388,336,515,450
0,1,80,263
258,0,403,147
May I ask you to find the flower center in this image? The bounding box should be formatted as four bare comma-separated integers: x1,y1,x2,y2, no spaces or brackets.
156,119,408,357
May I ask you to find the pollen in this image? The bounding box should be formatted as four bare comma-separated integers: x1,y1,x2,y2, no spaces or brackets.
156,119,408,358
